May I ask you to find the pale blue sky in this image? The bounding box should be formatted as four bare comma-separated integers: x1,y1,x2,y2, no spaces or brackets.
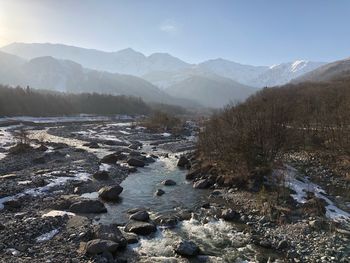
0,0,349,65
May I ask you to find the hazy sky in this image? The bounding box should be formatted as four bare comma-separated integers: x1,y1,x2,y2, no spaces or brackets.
0,0,349,65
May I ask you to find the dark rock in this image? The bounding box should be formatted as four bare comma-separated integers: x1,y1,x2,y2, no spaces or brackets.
93,224,126,248
124,220,156,235
177,156,190,168
127,158,145,167
128,167,138,173
202,203,210,209
144,157,156,163
193,179,211,189
100,154,119,164
4,200,21,209
129,211,150,222
93,171,110,181
162,179,176,186
9,143,32,154
70,199,107,213
155,189,165,196
221,209,240,221
37,145,48,151
154,214,179,228
277,239,289,250
124,233,139,244
174,240,199,257
84,239,119,254
98,185,123,201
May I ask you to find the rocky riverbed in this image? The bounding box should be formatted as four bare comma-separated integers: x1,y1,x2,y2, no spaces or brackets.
0,116,349,263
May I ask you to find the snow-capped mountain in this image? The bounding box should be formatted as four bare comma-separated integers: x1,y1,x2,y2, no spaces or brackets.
250,60,326,87
1,42,326,88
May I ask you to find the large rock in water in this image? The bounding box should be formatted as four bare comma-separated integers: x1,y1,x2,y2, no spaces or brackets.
93,224,127,248
69,199,107,213
124,220,157,235
174,240,200,257
92,171,110,180
84,239,119,254
221,208,240,221
129,211,150,222
98,185,123,201
177,156,190,168
127,158,145,167
162,179,176,186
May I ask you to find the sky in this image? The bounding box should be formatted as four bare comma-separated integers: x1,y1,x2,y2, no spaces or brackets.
0,0,349,65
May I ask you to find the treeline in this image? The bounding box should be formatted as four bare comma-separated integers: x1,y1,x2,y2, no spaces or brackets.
199,76,350,178
0,85,153,116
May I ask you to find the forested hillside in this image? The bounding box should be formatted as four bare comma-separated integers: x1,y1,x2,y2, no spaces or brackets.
0,85,152,116
199,76,350,176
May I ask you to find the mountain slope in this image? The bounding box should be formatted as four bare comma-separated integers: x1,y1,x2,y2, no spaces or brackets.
165,75,257,108
1,43,191,76
293,58,350,83
252,60,326,87
0,53,180,104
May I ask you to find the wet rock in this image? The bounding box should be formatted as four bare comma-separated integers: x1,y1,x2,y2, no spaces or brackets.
93,171,110,181
84,239,119,254
70,199,107,213
154,214,179,228
129,211,150,222
127,157,145,167
221,209,240,221
155,189,165,196
123,232,139,244
174,240,199,257
93,224,127,248
98,185,123,201
144,157,156,163
124,220,156,235
193,179,211,189
162,179,176,186
177,156,190,168
128,167,138,173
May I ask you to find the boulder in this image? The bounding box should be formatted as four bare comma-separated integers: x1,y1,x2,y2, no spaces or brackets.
221,209,240,221
69,199,107,213
84,239,119,254
100,154,119,164
193,179,211,189
129,211,150,222
155,189,165,196
93,171,110,181
93,224,126,248
127,158,145,167
124,220,157,235
124,232,139,244
98,185,123,201
177,156,190,168
162,179,176,186
154,214,179,228
4,200,21,209
37,145,48,151
174,240,199,257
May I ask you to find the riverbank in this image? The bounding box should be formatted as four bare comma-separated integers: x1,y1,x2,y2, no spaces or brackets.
0,118,349,262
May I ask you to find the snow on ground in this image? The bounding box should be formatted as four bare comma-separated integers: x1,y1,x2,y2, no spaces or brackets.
0,171,91,209
275,165,350,222
35,229,60,243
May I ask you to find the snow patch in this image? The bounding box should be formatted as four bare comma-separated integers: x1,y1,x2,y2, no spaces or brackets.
36,229,59,243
